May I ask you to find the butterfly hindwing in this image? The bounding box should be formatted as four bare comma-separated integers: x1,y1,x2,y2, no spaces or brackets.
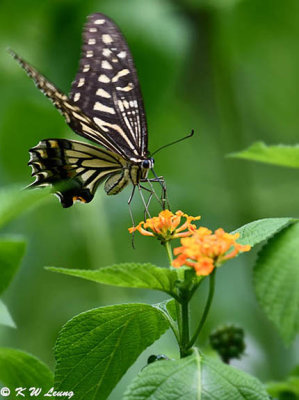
70,13,148,159
28,139,128,207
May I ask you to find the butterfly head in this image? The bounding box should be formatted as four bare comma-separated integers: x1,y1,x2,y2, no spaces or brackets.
141,158,154,170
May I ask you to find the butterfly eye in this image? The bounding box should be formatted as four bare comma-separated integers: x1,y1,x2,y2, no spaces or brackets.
142,160,150,169
142,159,154,169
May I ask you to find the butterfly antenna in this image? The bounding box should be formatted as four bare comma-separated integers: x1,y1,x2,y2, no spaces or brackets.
151,129,195,157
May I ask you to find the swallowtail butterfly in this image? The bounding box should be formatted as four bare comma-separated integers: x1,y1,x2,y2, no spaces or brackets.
10,13,165,208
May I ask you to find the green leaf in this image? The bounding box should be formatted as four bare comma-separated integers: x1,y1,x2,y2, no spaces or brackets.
0,184,51,229
266,376,299,398
165,298,177,322
0,300,16,328
55,303,171,400
153,299,179,342
0,237,26,296
0,348,53,395
266,366,299,397
254,222,299,344
233,218,294,247
229,142,299,168
47,263,179,296
201,355,269,400
123,350,269,400
123,348,201,400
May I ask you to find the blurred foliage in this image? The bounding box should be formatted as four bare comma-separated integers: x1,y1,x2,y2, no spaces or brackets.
0,185,51,229
266,366,299,399
0,301,16,329
230,142,299,168
254,223,299,345
0,238,26,297
0,347,53,393
0,0,298,398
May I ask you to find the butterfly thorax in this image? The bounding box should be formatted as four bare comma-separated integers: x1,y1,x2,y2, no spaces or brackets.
103,156,153,196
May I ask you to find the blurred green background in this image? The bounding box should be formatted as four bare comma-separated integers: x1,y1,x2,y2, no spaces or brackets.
0,0,298,397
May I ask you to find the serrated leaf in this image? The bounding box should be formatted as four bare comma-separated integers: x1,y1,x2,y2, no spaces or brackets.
54,303,170,400
254,222,299,344
123,349,201,400
123,350,268,400
201,355,269,399
47,263,179,296
0,300,16,328
0,237,26,296
0,348,53,396
229,142,299,168
0,184,51,229
233,218,293,247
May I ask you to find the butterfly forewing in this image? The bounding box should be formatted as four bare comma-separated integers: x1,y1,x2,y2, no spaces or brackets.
9,50,132,159
28,139,127,207
70,13,148,159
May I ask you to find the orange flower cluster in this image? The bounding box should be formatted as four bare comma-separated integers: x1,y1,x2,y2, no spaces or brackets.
129,210,200,243
172,227,251,276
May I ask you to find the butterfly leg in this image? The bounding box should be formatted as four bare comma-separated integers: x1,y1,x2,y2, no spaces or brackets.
128,185,137,248
151,168,169,210
145,191,153,220
143,174,170,210
137,185,152,219
128,184,136,223
140,180,161,210
158,177,169,210
139,184,154,220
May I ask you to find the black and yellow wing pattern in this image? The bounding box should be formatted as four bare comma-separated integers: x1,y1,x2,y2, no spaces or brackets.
70,13,148,159
10,13,153,207
29,139,129,207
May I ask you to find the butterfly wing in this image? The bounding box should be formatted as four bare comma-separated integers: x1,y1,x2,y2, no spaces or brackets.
70,13,148,159
10,13,151,207
28,139,129,207
9,50,133,159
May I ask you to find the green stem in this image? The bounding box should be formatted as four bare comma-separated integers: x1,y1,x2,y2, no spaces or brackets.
180,297,190,357
187,269,216,349
164,240,173,264
163,241,183,349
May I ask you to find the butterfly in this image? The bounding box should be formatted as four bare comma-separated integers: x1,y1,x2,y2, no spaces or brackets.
10,13,166,209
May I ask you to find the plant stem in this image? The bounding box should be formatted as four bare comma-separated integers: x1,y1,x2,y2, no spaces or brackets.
187,269,216,349
164,240,173,264
164,241,185,352
180,296,190,357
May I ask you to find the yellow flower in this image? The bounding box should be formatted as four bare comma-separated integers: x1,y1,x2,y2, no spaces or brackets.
128,210,201,243
172,227,251,276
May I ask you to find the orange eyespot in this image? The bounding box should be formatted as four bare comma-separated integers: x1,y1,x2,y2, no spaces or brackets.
72,196,87,203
